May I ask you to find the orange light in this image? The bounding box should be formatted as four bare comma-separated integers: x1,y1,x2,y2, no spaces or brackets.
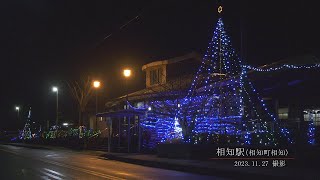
93,81,101,88
123,69,131,77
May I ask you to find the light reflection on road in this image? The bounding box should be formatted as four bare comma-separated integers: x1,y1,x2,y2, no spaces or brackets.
0,144,227,180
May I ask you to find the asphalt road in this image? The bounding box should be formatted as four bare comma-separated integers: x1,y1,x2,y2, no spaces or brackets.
0,144,226,180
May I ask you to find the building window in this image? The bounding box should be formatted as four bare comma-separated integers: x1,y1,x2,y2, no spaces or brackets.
150,68,162,85
278,108,288,120
304,109,320,126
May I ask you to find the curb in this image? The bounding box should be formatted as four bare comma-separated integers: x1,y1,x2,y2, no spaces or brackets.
3,143,51,150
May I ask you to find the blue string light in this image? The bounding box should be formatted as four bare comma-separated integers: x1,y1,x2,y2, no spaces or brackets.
138,17,311,149
307,114,316,145
243,64,320,72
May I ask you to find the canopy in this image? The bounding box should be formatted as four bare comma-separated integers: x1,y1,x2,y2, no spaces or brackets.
96,108,146,118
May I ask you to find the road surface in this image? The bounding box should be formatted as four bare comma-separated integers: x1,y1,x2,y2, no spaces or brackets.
0,144,226,179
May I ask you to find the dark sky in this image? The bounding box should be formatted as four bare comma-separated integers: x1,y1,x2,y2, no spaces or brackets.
1,0,319,130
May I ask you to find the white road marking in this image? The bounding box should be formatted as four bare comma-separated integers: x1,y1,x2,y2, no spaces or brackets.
43,168,66,177
40,159,124,180
40,170,62,180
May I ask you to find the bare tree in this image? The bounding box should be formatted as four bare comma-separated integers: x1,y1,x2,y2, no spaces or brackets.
67,76,94,126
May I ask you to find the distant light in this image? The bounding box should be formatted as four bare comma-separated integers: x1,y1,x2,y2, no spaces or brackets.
15,106,20,110
123,69,131,77
93,81,101,88
178,104,181,108
52,86,58,92
148,107,152,111
62,123,68,126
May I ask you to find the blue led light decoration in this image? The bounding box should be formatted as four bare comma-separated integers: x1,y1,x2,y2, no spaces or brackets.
168,19,241,143
139,14,297,148
19,107,33,140
174,16,295,146
307,111,316,145
147,99,184,143
243,64,320,72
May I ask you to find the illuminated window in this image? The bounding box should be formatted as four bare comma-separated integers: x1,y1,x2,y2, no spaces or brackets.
304,109,320,121
278,108,288,120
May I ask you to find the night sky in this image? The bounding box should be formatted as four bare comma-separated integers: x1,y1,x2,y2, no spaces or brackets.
1,0,319,130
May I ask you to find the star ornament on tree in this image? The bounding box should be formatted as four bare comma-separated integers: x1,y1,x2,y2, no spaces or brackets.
218,6,223,14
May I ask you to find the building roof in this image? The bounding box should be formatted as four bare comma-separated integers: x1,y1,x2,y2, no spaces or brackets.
105,52,200,107
105,54,320,108
258,54,319,68
105,85,188,107
142,51,201,71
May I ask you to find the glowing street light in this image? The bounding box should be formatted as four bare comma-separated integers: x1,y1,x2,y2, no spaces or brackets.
93,80,101,88
122,68,132,153
93,80,101,130
123,69,131,78
15,106,20,119
52,86,59,126
122,68,132,104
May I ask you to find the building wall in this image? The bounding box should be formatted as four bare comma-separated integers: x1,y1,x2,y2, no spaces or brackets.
167,58,199,79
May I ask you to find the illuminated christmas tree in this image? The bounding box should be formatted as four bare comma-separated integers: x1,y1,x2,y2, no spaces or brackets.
19,107,32,140
142,5,295,147
175,15,279,145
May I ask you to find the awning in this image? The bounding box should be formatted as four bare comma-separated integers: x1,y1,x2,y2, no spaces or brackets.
96,108,146,118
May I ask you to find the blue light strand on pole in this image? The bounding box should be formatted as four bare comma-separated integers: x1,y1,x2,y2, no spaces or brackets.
247,80,294,145
242,64,320,72
307,113,316,145
307,122,316,145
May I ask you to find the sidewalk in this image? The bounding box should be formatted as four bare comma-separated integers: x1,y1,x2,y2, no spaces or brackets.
102,152,318,179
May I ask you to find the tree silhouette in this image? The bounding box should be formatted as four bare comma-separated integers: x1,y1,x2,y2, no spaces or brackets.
67,76,94,126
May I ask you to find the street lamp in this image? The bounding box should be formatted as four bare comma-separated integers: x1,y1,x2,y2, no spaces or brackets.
123,68,132,153
93,80,101,89
93,80,101,130
15,106,20,119
123,69,131,103
123,69,131,78
52,86,59,126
